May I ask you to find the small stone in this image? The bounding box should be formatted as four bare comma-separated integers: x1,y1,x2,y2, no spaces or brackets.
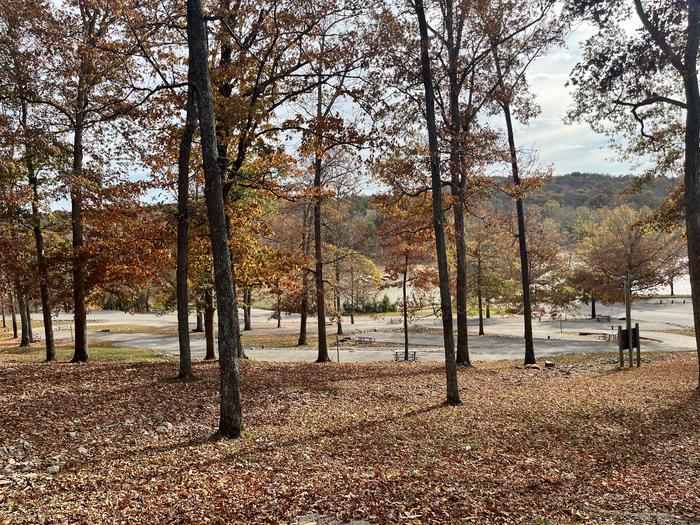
524,363,541,370
17,439,33,450
544,360,555,368
47,465,60,474
124,418,135,426
464,445,472,452
163,422,174,430
2,465,13,475
68,432,77,438
78,447,88,455
156,425,168,434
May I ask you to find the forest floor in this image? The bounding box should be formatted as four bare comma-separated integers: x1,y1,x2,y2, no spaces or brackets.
1,337,699,525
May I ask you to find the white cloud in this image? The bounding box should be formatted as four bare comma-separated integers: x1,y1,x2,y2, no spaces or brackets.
504,23,638,176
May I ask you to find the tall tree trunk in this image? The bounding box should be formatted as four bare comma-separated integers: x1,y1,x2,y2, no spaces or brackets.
313,68,330,363
70,75,88,363
23,105,55,361
335,262,343,335
298,278,308,344
486,300,491,319
491,42,535,364
350,266,355,325
453,199,470,364
403,253,409,361
177,87,197,379
15,282,29,347
502,100,535,365
276,289,281,328
477,256,484,336
445,0,470,367
204,287,216,360
415,0,461,405
10,291,17,338
194,307,204,332
591,297,596,319
236,332,245,359
187,0,243,437
683,0,700,388
298,204,311,345
243,288,251,331
234,283,246,361
1,296,5,329
209,2,247,364
25,303,33,343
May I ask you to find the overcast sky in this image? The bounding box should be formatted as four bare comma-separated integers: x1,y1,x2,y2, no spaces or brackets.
509,23,636,177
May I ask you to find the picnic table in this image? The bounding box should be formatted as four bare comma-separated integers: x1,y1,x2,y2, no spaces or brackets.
356,336,376,344
394,350,417,361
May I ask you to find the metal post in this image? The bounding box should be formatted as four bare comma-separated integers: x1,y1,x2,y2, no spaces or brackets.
635,322,641,368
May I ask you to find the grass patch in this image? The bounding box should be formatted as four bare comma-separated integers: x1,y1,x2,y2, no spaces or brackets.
86,324,177,335
29,319,76,328
241,332,323,348
0,333,171,363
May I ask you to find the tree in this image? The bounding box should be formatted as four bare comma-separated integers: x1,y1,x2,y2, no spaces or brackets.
176,88,198,379
662,248,689,296
289,13,368,361
483,0,564,365
414,0,461,405
0,0,170,363
187,0,243,438
465,209,514,336
577,205,687,302
378,193,437,360
568,0,700,385
0,7,64,361
524,211,570,319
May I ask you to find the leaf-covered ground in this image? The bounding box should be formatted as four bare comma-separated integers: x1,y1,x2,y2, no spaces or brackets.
1,347,699,524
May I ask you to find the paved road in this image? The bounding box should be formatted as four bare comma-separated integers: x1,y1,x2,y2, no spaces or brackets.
48,298,696,363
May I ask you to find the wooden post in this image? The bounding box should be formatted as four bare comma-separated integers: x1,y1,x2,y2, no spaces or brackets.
624,274,633,368
617,325,624,367
635,322,641,368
